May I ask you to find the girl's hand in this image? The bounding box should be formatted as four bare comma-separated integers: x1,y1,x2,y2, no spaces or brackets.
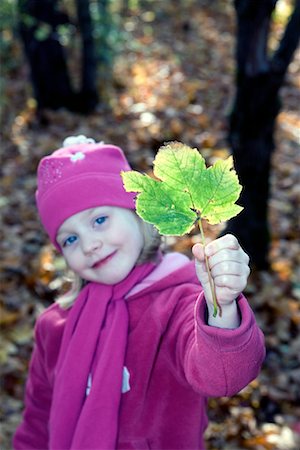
192,234,250,328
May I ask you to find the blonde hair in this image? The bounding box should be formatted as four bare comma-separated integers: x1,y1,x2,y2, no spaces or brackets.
56,219,161,309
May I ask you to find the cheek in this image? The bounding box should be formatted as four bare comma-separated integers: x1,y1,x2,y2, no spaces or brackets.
63,250,82,270
121,226,144,255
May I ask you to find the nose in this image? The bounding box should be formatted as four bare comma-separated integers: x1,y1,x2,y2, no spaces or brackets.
81,235,102,255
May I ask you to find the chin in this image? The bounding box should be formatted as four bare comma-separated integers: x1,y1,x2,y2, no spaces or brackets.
89,271,128,285
103,265,135,285
105,273,130,285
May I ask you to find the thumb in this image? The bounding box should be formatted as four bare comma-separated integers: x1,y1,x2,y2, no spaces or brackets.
192,243,209,285
192,243,214,304
192,242,205,262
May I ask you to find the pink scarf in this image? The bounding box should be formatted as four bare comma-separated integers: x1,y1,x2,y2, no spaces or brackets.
49,263,156,450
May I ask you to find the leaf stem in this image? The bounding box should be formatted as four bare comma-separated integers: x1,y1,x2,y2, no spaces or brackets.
197,218,222,318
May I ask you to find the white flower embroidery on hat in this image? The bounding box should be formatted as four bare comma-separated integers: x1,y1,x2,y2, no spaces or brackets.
70,151,85,162
63,135,96,147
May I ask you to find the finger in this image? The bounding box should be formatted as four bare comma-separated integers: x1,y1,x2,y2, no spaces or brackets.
215,285,244,303
205,234,240,257
214,274,248,293
210,261,251,278
207,248,249,270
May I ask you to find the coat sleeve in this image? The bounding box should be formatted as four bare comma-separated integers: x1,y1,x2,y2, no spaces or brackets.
167,289,265,397
13,318,52,450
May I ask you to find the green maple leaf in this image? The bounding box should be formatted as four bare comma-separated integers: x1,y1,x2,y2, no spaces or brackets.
121,142,243,236
121,142,243,318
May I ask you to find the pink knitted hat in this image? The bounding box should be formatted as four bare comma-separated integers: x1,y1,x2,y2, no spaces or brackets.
36,137,136,250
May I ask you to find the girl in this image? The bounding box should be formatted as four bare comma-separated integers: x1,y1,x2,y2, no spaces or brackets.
14,136,265,450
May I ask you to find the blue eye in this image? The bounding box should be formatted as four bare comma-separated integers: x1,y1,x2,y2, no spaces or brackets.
63,235,78,247
95,216,108,226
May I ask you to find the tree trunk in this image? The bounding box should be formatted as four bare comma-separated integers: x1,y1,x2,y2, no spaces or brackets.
223,0,300,269
75,0,99,113
17,0,75,111
96,0,115,99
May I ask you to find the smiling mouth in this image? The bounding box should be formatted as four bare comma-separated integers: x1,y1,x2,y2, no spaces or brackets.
92,251,116,269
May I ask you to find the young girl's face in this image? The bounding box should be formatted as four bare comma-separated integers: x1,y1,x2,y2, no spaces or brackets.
56,206,144,284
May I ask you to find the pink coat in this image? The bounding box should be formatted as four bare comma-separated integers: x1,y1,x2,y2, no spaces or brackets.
14,254,265,449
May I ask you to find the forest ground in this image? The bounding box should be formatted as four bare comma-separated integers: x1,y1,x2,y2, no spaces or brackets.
1,1,300,449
